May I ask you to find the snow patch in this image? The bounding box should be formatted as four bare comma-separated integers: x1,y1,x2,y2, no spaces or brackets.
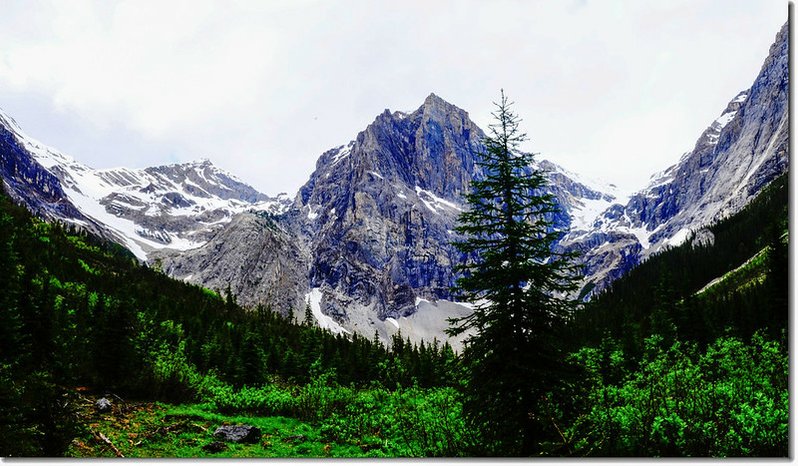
304,288,351,335
665,227,691,248
386,317,400,329
252,198,291,215
538,159,625,200
627,226,651,249
714,111,737,129
307,205,319,220
330,142,353,165
414,186,461,214
570,197,614,232
62,186,153,260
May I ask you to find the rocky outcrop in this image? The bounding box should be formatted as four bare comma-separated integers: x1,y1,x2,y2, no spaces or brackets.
0,110,87,223
213,425,261,444
295,94,485,320
154,210,309,313
563,22,789,298
291,94,620,326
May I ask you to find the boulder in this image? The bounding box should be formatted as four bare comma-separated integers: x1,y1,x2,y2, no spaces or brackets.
213,425,261,444
94,397,112,413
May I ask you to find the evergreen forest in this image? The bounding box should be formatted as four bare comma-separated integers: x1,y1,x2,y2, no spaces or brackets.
0,170,788,457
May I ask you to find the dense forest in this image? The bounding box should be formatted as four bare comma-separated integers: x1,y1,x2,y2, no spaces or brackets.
550,173,789,456
0,182,462,456
0,171,788,457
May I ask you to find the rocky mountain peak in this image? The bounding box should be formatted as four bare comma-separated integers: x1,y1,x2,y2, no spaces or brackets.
420,92,468,118
564,21,789,300
0,23,786,349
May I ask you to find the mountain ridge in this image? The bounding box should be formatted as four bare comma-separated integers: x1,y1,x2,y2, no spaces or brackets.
0,23,787,347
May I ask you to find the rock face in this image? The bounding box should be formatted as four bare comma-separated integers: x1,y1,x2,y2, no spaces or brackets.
0,111,87,224
561,22,789,298
213,425,261,444
0,23,787,345
0,111,291,260
289,94,621,330
151,94,619,342
154,210,310,313
296,94,486,320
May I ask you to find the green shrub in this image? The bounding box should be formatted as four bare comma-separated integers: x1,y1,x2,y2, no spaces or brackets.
561,331,787,457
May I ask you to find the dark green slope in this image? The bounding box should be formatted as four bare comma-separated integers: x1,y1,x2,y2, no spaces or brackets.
0,186,456,456
545,174,789,457
569,172,788,355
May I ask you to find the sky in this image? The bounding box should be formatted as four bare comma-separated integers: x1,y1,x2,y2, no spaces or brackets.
0,0,788,196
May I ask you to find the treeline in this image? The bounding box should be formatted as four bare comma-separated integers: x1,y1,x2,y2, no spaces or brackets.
569,173,788,356
549,173,789,457
0,187,457,456
0,172,788,457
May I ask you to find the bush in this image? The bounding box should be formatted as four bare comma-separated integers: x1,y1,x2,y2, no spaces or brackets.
560,331,787,457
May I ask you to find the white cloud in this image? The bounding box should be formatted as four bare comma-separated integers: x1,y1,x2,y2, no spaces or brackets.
0,0,788,195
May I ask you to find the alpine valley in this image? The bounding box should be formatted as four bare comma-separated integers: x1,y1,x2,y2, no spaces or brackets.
0,23,788,350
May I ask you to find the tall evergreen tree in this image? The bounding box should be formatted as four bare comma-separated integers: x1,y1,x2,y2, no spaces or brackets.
448,90,578,456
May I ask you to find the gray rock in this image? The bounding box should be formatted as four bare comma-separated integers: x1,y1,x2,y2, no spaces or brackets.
691,228,715,249
563,22,789,300
293,93,618,325
153,211,310,315
213,425,262,444
94,397,112,413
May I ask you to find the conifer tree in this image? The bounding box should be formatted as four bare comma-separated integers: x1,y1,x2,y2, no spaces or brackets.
448,90,578,456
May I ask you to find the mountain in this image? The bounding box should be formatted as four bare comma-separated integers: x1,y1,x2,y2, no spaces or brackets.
156,94,625,347
0,112,290,260
155,22,788,344
153,210,311,316
0,111,89,224
0,23,787,348
563,22,789,298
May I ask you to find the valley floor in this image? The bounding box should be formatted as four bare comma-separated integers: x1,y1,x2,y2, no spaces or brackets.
68,399,379,458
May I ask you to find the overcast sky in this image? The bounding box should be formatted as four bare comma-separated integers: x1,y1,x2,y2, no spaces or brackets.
0,0,787,196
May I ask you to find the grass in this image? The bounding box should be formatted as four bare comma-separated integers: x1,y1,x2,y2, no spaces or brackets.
694,246,769,298
67,399,382,458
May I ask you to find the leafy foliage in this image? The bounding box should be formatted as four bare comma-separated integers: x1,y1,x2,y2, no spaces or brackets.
554,332,787,457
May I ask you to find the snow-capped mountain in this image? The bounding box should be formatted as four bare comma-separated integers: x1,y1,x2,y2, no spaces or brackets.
0,111,89,224
564,21,789,298
0,108,290,260
156,93,624,349
0,22,787,348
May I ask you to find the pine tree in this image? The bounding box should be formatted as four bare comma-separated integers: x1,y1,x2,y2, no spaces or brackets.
303,302,314,326
448,90,578,455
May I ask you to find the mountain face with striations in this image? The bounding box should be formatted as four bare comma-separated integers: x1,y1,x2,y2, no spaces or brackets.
154,21,790,342
561,21,789,298
155,94,626,345
0,23,787,347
